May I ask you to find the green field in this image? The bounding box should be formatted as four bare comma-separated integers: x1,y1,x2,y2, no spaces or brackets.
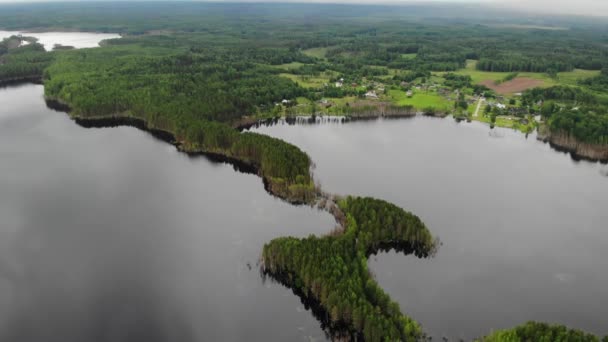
556,69,601,86
451,60,555,85
302,47,329,59
451,60,599,90
388,89,452,111
272,62,307,71
279,73,329,88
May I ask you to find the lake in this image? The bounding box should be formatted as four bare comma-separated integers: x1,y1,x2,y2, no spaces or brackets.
0,83,336,341
0,31,120,50
1,29,607,339
251,117,608,340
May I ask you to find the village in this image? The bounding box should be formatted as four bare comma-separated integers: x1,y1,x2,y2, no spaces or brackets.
275,71,540,133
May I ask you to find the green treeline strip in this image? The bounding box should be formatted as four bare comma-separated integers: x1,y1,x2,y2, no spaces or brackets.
477,57,574,73
263,196,437,341
480,322,607,342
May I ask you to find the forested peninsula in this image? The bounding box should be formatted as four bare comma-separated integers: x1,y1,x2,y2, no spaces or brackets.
263,196,438,341
1,2,608,340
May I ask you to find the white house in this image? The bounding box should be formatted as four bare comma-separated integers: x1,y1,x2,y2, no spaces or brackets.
365,91,379,99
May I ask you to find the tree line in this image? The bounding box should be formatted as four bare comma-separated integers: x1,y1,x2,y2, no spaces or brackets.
481,321,607,342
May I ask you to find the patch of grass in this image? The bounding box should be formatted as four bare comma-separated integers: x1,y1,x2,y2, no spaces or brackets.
454,61,601,91
388,89,451,111
279,73,329,88
302,47,329,59
471,114,536,134
401,53,417,59
556,69,601,86
429,75,445,84
273,62,306,70
451,60,555,87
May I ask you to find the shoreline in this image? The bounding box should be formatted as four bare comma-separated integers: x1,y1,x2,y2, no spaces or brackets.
44,96,316,206
0,76,43,87
240,112,608,164
537,126,608,164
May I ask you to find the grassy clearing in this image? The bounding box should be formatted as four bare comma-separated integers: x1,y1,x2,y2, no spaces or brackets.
471,105,537,134
279,73,329,88
452,61,599,90
401,53,417,59
458,69,598,90
388,89,451,111
272,62,306,70
451,61,555,86
302,47,329,59
287,96,360,116
556,69,601,86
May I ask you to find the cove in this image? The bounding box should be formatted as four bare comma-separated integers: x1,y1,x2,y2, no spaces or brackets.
250,116,608,340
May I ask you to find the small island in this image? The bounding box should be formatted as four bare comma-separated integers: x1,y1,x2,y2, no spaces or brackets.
263,196,438,341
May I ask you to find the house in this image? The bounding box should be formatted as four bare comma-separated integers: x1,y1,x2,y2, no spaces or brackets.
438,88,450,96
400,81,410,88
406,90,413,98
282,99,291,105
319,99,332,108
496,103,506,110
365,91,379,99
335,81,343,88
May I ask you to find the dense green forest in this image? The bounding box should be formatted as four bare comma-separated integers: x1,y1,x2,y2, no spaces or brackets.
40,37,320,202
523,86,608,145
0,37,53,82
481,322,607,342
263,196,437,341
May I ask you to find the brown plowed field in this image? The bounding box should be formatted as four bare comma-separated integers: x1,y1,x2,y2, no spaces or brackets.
480,77,544,94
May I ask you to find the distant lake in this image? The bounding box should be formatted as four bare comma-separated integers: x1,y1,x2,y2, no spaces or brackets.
0,31,120,50
251,117,608,340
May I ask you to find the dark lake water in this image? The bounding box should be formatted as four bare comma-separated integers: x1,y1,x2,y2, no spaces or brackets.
2,81,607,342
251,117,608,340
0,83,335,342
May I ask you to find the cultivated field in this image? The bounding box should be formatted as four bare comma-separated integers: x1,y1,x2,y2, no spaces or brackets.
480,77,545,94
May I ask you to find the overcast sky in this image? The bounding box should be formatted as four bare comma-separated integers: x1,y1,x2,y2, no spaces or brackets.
0,0,606,17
